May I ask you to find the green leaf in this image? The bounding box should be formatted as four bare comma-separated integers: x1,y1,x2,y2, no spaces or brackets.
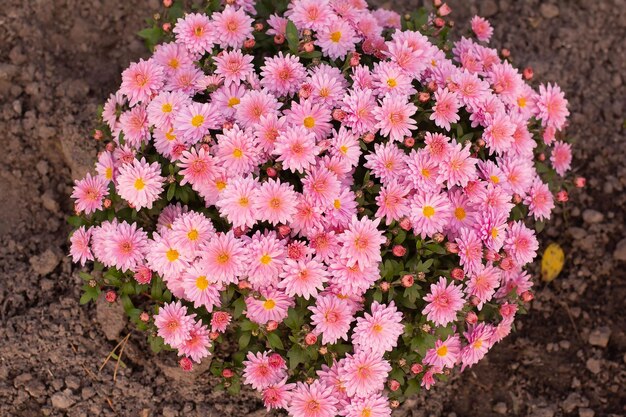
239,332,251,349
288,346,307,370
67,216,84,227
266,332,284,350
233,297,246,318
149,335,165,353
299,50,322,59
167,183,176,201
79,272,92,281
120,294,134,313
285,20,299,55
167,0,184,21
404,379,420,397
137,26,164,51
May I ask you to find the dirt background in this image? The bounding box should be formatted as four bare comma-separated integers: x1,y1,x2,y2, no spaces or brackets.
0,0,625,416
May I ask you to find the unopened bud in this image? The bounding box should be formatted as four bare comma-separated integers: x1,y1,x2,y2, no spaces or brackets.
305,333,317,345
363,132,375,143
513,193,523,204
318,346,328,355
266,166,278,177
274,34,285,45
521,291,534,302
523,67,533,80
398,359,407,367
434,17,446,27
538,153,545,161
93,129,103,140
243,38,256,49
209,332,220,341
388,380,401,391
266,320,278,332
303,42,315,53
162,22,171,32
427,81,438,92
269,353,285,369
140,311,150,322
233,226,247,238
556,190,569,202
103,198,112,209
380,282,390,292
392,245,407,257
105,290,117,303
501,48,510,58
445,242,459,253
417,271,426,281
433,232,445,243
574,177,586,188
411,363,423,374
277,225,291,237
222,368,234,378
350,52,361,67
163,0,172,7
105,142,116,152
179,357,193,371
465,311,478,325
451,267,464,280
332,109,346,121
399,217,412,231
254,23,264,31
390,400,400,409
299,84,313,99
404,136,415,147
237,280,252,290
401,274,414,288
418,91,431,103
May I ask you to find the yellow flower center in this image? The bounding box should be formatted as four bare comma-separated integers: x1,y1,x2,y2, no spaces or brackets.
216,180,227,191
334,199,341,209
454,207,466,220
233,148,243,158
421,168,430,178
187,229,199,241
387,78,397,88
270,198,281,209
134,178,145,190
473,339,483,349
162,103,173,113
263,299,276,310
195,275,209,290
303,116,315,129
194,26,204,37
217,252,230,264
191,114,205,127
165,128,176,141
168,58,179,69
166,249,179,262
260,254,272,265
330,31,342,43
361,408,372,417
319,87,330,97
339,145,348,154
372,324,383,333
436,345,448,357
423,206,435,218
517,97,527,108
491,227,499,239
490,175,500,184
228,97,241,107
105,167,113,180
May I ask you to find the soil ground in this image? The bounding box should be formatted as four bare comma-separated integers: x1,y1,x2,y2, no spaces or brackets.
0,0,624,416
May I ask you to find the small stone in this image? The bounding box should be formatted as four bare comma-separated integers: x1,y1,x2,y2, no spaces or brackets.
531,407,555,417
65,375,81,390
582,209,604,224
36,160,49,177
585,358,601,374
493,402,507,415
613,238,626,262
479,0,499,17
41,192,60,213
568,227,586,240
95,296,127,341
562,393,583,413
51,392,75,409
559,340,571,350
30,249,62,276
81,387,95,400
540,3,560,19
24,380,46,397
163,405,178,417
588,327,611,348
579,409,594,417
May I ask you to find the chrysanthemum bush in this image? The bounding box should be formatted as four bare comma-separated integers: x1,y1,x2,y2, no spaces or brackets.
68,0,578,414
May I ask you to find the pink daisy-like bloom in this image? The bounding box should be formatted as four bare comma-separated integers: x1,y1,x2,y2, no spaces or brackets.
385,39,429,78
483,112,515,155
470,16,493,42
456,227,483,275
119,59,164,107
146,231,191,280
308,66,347,108
182,263,222,311
200,232,245,285
285,99,333,140
301,166,341,210
329,127,361,168
260,52,307,97
344,393,392,417
523,177,555,221
373,8,401,28
423,277,464,326
70,226,93,266
215,176,259,229
289,381,339,417
316,17,359,60
421,366,443,390
245,287,294,324
71,173,109,215
430,87,460,131
338,216,386,269
465,265,501,309
253,113,287,153
488,62,522,105
405,149,442,193
424,132,452,162
102,221,149,271
471,183,514,215
102,92,124,131
410,191,452,239
153,127,187,160
341,88,378,135
373,93,418,142
291,197,324,237
147,90,190,129
170,211,215,256
267,14,288,36
375,180,411,225
446,189,477,237
173,13,214,54
461,323,495,370
309,295,354,345
235,89,282,128
157,203,188,233
165,65,206,95
214,49,254,86
278,258,328,300
116,158,164,210
212,5,254,49
211,83,247,119
211,311,232,333
288,0,334,32
177,320,211,363
308,229,340,264
178,146,219,187
244,232,286,289
174,101,220,144
252,179,299,225
439,142,478,188
133,264,152,285
262,378,295,411
119,105,150,148
453,70,491,108
273,125,320,173
476,209,507,252
328,256,380,296
154,301,195,348
353,301,404,355
550,141,572,176
243,351,286,390
363,142,408,184
153,42,194,74
372,61,416,98
423,334,461,369
215,124,260,176
535,83,569,130
504,221,539,265
342,349,392,397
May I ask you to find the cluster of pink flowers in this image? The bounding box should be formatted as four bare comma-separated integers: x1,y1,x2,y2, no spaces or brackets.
70,0,573,415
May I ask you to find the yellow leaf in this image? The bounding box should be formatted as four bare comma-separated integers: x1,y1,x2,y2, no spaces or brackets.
541,243,565,282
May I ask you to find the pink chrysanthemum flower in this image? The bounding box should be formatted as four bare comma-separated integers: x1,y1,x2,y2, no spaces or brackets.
344,393,392,417
302,166,341,209
267,14,288,36
342,349,392,397
177,320,211,363
262,378,295,411
439,142,478,187
421,366,443,390
273,125,320,173
174,102,220,144
338,216,385,269
244,232,286,289
71,173,109,215
200,232,245,285
372,61,416,98
212,83,247,119
246,287,294,324
182,263,222,311
147,90,190,129
476,209,507,252
214,49,254,86
385,39,428,78
316,17,358,60
329,127,360,167
373,93,418,142
483,112,515,155
364,142,408,184
119,105,150,148
253,113,287,153
285,99,333,140
423,132,452,162
278,258,328,300
153,127,186,160
166,65,206,95
210,311,232,333
260,52,307,97
146,231,191,280
243,351,286,390
465,265,501,309
117,158,165,210
308,229,339,263
212,6,254,49
288,380,339,417
353,301,404,355
375,180,411,225
236,89,282,128
215,176,259,229
170,211,215,256
70,226,93,266
157,203,188,233
328,256,380,296
550,141,572,176
102,92,124,130
453,70,491,108
173,13,214,54
102,221,149,272
535,83,569,130
341,88,378,135
308,66,347,107
252,179,299,225
455,227,483,275
410,191,452,239
215,124,261,176
178,146,219,187
430,87,460,131
488,62,522,105
423,334,461,369
119,59,164,107
471,16,493,42
461,323,495,370
423,277,464,326
154,301,195,348
288,0,334,31
405,149,442,193
309,295,354,345
153,42,194,74
504,221,539,265
524,178,555,221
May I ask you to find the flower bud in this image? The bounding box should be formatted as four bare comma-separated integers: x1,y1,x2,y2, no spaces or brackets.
266,320,278,332
469,295,480,306
465,311,478,325
162,22,171,32
523,67,533,80
451,267,464,280
410,363,423,374
278,225,291,237
501,48,510,58
254,22,264,31
269,353,285,369
350,52,361,67
140,311,150,322
179,357,193,371
233,226,248,238
88,279,97,288
556,190,569,202
398,359,407,367
403,136,415,147
237,280,252,290
332,109,346,121
392,245,407,257
445,242,459,253
222,121,234,131
103,198,112,209
105,142,116,152
477,138,486,147
537,153,545,161
163,0,172,7
434,17,446,27
500,302,517,318
388,380,401,391
222,368,234,378
438,3,451,16
105,290,117,303
380,282,390,292
399,217,412,231
500,256,515,271
305,332,317,345
418,91,431,103
521,291,534,302
401,274,414,288
303,42,315,53
319,346,328,355
574,177,586,188
433,232,445,243
433,0,442,6
274,34,285,45
513,193,523,204
243,38,256,49
362,132,375,143
266,166,278,178
209,332,220,341
427,81,437,92
421,324,431,333
93,129,103,140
